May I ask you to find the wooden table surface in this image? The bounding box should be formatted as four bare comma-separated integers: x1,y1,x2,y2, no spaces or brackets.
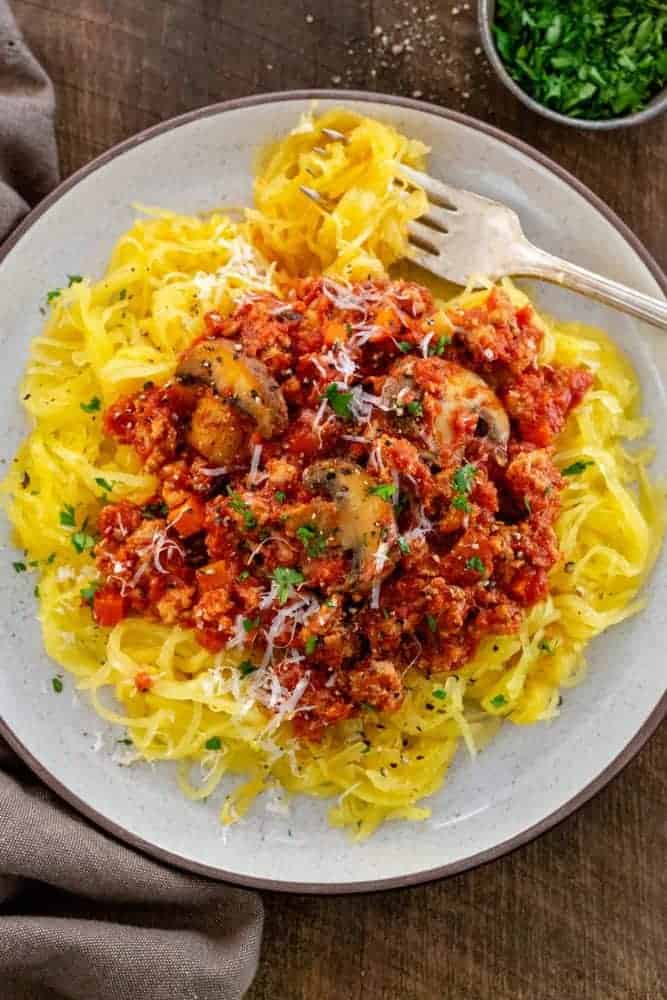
13,2,666,998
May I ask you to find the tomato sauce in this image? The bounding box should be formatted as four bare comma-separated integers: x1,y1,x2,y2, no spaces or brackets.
93,279,592,738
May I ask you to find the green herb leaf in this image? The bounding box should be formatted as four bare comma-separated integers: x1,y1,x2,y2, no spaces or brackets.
452,463,477,495
323,383,354,420
296,523,328,557
205,736,222,750
398,536,410,555
426,613,438,633
52,676,63,693
406,400,423,418
80,397,101,413
239,659,256,676
242,617,259,633
490,693,507,708
465,556,487,575
562,459,595,476
59,504,76,527
432,688,447,700
228,491,257,530
452,495,471,514
272,567,305,604
95,477,114,493
397,340,412,353
238,570,250,582
274,490,286,504
80,581,101,603
12,561,27,573
369,483,397,503
67,274,83,286
429,334,450,356
72,531,96,554
47,289,61,303
305,635,319,655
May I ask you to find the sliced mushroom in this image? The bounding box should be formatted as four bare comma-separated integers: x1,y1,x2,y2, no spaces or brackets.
383,357,509,459
303,460,398,593
178,340,288,438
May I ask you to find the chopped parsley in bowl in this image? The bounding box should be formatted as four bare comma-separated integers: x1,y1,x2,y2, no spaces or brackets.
479,0,667,128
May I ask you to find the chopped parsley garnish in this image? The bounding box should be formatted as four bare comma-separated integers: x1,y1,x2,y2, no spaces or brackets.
451,463,476,513
46,552,56,564
95,477,114,493
238,570,250,582
242,617,259,633
34,585,40,598
80,397,101,413
452,495,471,514
452,463,477,494
272,566,305,604
46,289,61,303
432,688,447,700
205,736,222,751
117,738,133,746
59,504,76,527
426,614,438,633
228,491,257,529
369,483,397,503
52,676,63,693
297,523,328,558
12,561,27,573
465,556,487,575
142,501,168,519
562,459,595,476
274,490,286,504
397,340,412,353
239,660,256,676
490,693,507,708
72,530,96,554
323,382,354,420
305,635,319,655
493,1,667,121
80,581,100,604
406,400,423,418
429,334,451,356
67,274,83,286
398,536,410,555
538,638,557,655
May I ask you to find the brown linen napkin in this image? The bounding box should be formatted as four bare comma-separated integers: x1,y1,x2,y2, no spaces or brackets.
0,4,264,998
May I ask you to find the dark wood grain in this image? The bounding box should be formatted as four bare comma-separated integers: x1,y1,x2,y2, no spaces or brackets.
11,2,666,998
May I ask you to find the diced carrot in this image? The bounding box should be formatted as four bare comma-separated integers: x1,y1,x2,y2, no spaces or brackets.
323,319,348,345
134,671,153,693
93,588,127,628
168,495,205,537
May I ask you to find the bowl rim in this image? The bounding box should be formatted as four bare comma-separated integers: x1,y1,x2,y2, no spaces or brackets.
478,0,667,131
0,88,665,894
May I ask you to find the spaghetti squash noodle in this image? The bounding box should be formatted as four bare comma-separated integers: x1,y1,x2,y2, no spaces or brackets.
3,109,664,839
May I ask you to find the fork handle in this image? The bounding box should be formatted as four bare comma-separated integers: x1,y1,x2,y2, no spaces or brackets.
515,244,667,329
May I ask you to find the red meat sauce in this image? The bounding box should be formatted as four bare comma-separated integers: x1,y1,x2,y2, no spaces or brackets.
93,278,592,739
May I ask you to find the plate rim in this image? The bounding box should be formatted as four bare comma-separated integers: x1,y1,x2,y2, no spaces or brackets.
0,89,665,895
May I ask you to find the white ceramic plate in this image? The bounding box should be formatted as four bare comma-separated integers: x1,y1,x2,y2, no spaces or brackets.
1,92,665,893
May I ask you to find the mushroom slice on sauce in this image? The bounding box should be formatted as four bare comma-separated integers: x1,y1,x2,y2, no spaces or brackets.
177,340,288,438
384,357,509,459
303,460,398,593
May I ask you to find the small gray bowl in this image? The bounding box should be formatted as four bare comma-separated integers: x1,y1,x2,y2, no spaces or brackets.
479,0,667,130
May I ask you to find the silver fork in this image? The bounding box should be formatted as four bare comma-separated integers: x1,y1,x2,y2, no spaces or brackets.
398,164,667,329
